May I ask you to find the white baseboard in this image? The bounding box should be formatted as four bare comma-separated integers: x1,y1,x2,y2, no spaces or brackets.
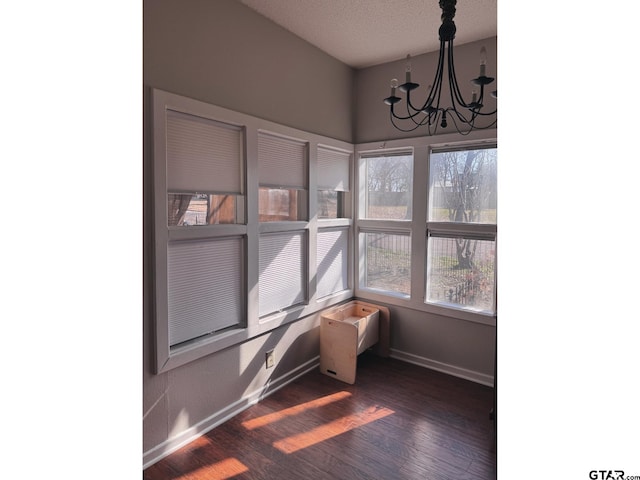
143,356,320,469
389,349,494,387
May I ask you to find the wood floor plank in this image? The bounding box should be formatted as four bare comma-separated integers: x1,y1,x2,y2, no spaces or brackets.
144,353,496,479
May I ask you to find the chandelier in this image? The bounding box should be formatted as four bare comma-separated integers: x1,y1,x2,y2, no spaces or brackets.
383,0,497,135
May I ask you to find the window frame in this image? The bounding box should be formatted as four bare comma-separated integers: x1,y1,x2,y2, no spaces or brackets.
425,145,497,316
315,144,354,304
151,89,354,373
356,148,414,299
354,131,497,326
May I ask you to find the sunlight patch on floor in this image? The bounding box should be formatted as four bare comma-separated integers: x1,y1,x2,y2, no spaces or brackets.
273,405,394,454
241,391,352,430
177,457,249,480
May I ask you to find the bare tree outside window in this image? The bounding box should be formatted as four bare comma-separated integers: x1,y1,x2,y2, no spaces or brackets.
429,148,497,224
365,154,413,220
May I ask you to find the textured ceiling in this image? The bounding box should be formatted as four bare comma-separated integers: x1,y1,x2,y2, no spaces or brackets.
238,0,497,69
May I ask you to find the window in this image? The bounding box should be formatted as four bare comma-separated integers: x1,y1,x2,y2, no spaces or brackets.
152,89,354,372
166,110,244,226
361,231,411,296
258,132,307,221
161,107,247,350
358,151,413,297
425,146,497,314
257,131,310,316
355,137,496,323
168,194,239,226
363,153,413,220
425,235,495,313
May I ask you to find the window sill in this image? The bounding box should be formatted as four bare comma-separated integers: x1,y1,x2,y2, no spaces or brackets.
155,289,355,374
354,287,496,327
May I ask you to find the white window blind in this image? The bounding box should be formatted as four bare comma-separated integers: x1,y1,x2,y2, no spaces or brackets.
166,110,243,194
317,146,350,191
317,227,349,298
259,231,306,316
258,132,306,188
167,237,243,346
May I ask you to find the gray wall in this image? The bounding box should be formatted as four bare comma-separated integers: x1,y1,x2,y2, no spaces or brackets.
143,0,354,464
144,0,496,466
144,0,354,142
377,301,495,384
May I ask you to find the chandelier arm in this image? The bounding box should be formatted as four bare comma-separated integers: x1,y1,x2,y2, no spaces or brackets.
442,108,477,136
447,40,473,109
448,93,497,129
470,90,496,116
450,111,498,133
389,110,428,133
446,65,476,126
446,69,483,128
423,40,447,112
405,40,446,114
390,96,440,128
433,41,448,111
391,104,436,132
390,104,424,122
404,90,424,117
450,107,475,125
472,109,497,117
433,48,448,114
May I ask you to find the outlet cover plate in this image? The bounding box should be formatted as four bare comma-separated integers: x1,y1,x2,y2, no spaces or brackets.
265,350,275,369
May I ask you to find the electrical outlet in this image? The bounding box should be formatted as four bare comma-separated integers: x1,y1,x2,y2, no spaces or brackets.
265,350,275,369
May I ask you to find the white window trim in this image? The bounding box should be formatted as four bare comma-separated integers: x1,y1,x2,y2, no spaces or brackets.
151,89,354,373
354,130,498,327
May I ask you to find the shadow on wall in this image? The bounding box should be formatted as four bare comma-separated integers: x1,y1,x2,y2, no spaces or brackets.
248,319,321,399
146,321,322,476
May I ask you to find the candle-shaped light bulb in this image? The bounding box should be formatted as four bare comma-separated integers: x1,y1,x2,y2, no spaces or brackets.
479,46,487,77
390,78,398,96
405,54,412,83
471,90,478,104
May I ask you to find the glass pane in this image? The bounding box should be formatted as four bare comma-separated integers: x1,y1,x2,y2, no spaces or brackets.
426,236,495,314
259,187,307,222
362,232,411,296
428,147,497,224
364,154,413,220
168,193,238,226
317,190,344,219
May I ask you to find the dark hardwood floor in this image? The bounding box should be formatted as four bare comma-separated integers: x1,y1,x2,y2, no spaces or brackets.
144,353,496,480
